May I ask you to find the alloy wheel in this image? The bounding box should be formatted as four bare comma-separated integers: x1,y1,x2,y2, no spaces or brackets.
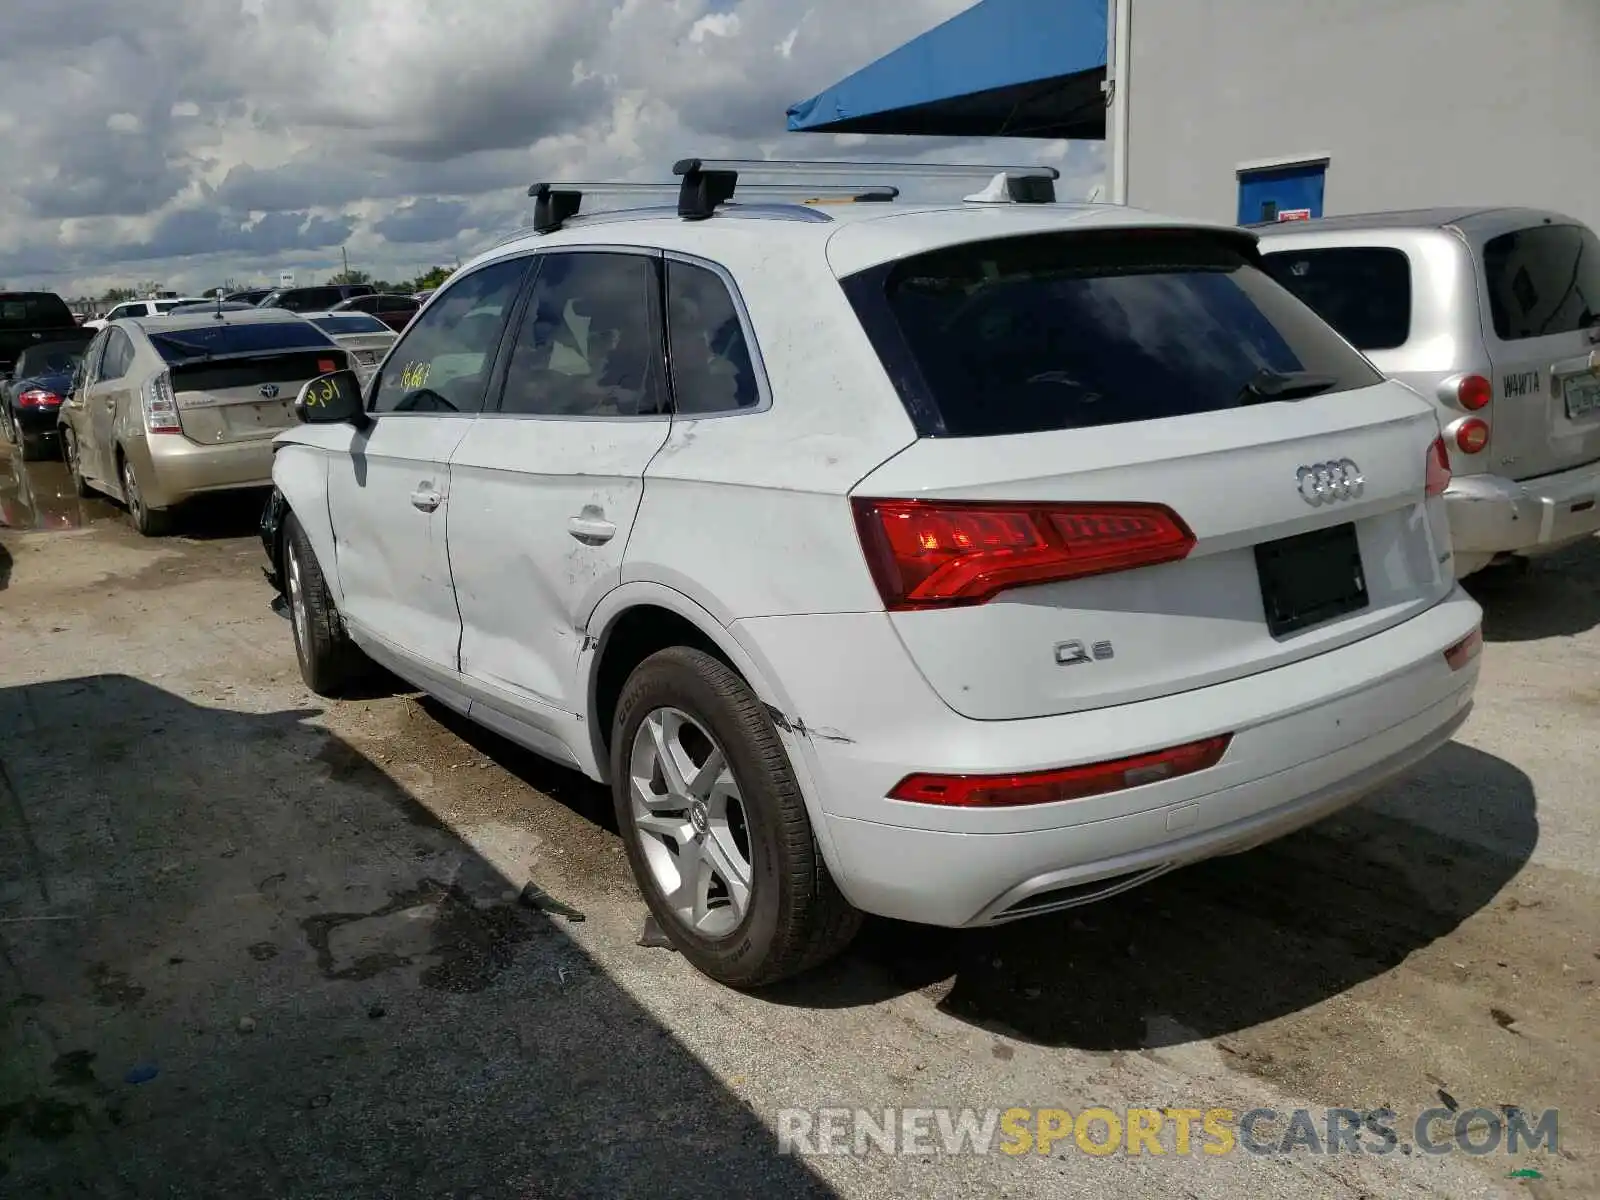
628,706,754,938
285,538,311,654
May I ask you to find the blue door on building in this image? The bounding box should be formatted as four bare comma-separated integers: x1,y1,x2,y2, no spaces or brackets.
1237,162,1327,225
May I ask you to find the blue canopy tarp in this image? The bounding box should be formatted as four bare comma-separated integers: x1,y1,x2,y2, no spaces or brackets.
787,0,1108,140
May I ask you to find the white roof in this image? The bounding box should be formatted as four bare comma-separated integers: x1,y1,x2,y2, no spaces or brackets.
461,200,1253,281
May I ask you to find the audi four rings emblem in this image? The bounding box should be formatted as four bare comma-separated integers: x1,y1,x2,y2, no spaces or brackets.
1296,459,1364,505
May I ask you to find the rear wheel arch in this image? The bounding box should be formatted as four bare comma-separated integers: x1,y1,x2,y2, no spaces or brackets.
584,584,798,780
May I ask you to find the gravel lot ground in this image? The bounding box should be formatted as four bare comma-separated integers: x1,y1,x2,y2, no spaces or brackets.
2,450,1597,1199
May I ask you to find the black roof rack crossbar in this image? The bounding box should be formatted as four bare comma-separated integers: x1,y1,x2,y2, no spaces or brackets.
526,180,900,230
524,158,1061,232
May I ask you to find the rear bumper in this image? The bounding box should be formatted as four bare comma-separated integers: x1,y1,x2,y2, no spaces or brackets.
128,434,276,509
1446,459,1600,572
734,587,1482,927
14,406,62,436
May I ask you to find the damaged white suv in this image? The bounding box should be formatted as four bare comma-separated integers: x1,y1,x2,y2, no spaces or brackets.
263,160,1483,988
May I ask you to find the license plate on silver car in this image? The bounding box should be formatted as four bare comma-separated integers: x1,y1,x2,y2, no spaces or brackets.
1566,376,1600,420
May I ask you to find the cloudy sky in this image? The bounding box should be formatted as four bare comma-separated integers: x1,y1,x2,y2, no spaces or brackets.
0,0,1103,299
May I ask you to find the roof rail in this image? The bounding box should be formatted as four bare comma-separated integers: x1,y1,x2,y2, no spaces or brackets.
527,180,897,233
525,157,1061,233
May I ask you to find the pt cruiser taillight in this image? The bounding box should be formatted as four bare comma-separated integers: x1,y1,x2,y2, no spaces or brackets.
851,498,1196,610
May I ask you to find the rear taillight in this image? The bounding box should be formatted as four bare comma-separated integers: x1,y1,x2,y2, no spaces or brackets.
317,357,338,374
890,735,1233,808
141,369,181,433
17,388,60,409
851,498,1196,609
1444,627,1482,671
1454,418,1490,454
1425,435,1452,497
1455,374,1492,411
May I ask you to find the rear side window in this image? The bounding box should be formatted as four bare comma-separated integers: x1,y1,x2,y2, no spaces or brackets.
1260,247,1412,351
843,230,1384,437
102,330,139,380
0,293,75,327
1481,223,1600,341
666,260,760,414
147,321,337,364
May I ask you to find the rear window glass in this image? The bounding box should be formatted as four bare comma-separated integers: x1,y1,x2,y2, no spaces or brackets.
149,321,336,363
310,314,391,336
1260,247,1412,351
1481,223,1600,341
17,342,87,377
843,230,1383,437
0,293,75,328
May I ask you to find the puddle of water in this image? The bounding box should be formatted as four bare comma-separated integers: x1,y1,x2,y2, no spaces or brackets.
0,448,119,532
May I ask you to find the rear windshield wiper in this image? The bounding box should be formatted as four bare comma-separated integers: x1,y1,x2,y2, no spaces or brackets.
1238,369,1338,406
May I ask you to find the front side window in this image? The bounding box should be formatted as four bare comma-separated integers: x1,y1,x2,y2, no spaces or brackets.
1481,223,1600,341
666,260,760,414
844,229,1384,437
1261,247,1413,351
370,257,529,415
497,252,665,418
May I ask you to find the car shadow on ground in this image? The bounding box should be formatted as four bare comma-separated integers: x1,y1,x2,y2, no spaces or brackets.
764,741,1537,1051
170,486,276,542
1466,539,1600,642
0,675,834,1199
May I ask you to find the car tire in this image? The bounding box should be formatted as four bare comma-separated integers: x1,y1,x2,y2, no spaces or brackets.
610,646,861,988
62,428,92,497
18,431,50,463
120,452,172,536
283,513,368,696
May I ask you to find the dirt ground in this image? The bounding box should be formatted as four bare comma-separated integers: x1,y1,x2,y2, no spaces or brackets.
2,450,1597,1199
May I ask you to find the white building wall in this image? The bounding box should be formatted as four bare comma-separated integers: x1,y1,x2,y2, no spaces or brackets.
1124,0,1600,230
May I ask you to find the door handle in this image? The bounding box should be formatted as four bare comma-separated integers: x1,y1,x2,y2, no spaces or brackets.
567,514,616,544
409,488,443,512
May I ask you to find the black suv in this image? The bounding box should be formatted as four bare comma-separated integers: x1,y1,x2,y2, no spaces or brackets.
256,283,377,313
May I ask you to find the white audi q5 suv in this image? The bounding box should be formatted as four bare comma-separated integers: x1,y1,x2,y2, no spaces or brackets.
264,161,1484,987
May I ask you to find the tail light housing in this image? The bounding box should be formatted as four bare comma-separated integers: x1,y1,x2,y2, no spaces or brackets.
851,498,1196,609
1425,435,1452,496
1444,627,1482,671
17,388,61,409
1454,374,1492,412
1454,418,1490,454
890,735,1233,808
141,369,182,433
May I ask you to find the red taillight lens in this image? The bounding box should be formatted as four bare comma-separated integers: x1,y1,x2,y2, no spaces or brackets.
1444,627,1482,671
1425,435,1452,497
18,388,60,409
1456,375,1492,411
317,358,337,374
1455,418,1490,454
851,498,1196,609
890,735,1233,808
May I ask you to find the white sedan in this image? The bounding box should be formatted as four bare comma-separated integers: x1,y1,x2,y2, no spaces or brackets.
299,311,396,385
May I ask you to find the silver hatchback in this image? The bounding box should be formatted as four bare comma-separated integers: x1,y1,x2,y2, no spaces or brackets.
1257,207,1600,577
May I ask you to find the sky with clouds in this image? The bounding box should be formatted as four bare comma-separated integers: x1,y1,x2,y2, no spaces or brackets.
0,0,1104,299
